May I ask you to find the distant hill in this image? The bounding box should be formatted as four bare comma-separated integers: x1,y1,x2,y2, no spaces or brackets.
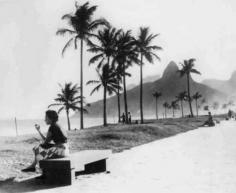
78,61,226,118
127,74,160,90
202,71,236,101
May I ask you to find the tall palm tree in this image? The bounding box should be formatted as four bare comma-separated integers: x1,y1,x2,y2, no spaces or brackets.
170,100,179,118
152,91,162,119
135,27,162,124
192,92,202,117
48,82,85,131
87,64,120,126
178,58,201,117
176,91,187,118
87,27,122,123
114,30,138,123
114,64,131,123
163,102,170,118
56,2,108,129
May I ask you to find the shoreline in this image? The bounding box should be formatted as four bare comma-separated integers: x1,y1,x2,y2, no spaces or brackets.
0,115,226,181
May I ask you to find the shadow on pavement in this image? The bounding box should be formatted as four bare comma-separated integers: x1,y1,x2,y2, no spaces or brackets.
0,177,67,193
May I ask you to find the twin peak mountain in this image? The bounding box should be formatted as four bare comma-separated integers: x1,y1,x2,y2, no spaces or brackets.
84,61,225,117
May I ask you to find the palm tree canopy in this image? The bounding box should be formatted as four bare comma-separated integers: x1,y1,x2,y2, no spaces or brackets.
87,64,121,96
171,101,180,109
178,58,201,77
163,102,170,108
192,92,202,100
152,91,162,98
176,91,187,101
135,27,162,64
87,27,121,68
56,1,109,56
113,30,139,68
48,82,87,113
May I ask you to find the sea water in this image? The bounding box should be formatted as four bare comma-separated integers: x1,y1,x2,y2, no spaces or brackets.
0,117,118,137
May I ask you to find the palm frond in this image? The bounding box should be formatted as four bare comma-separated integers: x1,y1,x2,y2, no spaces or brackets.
56,28,76,36
61,37,75,57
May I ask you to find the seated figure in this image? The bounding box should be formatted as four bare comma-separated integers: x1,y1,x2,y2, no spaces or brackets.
201,112,215,127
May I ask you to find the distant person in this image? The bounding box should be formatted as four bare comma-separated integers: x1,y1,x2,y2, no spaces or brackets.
128,112,132,124
228,109,234,119
201,112,215,127
22,110,69,173
121,113,125,124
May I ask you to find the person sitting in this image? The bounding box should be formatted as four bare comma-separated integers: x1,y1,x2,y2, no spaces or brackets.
201,112,215,127
21,110,69,172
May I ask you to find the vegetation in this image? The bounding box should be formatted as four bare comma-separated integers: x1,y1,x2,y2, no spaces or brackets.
87,64,120,126
176,91,187,118
163,102,170,118
48,82,85,131
114,30,138,123
170,100,179,117
134,27,162,124
54,1,209,126
152,91,162,119
192,92,202,117
178,58,201,117
57,2,108,129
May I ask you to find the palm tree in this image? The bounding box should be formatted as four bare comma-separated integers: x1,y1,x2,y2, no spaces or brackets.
163,102,170,118
87,27,123,123
152,91,162,119
56,2,108,129
192,92,202,117
135,27,162,124
87,64,120,126
87,27,121,68
170,100,179,118
113,30,138,123
48,82,85,131
178,58,201,117
176,91,187,118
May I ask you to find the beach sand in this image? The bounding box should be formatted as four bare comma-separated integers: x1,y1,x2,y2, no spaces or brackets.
1,119,236,193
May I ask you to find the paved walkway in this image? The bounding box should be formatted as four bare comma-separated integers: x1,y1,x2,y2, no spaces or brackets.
2,120,236,193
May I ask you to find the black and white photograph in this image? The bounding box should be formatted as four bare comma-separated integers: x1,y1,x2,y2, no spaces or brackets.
0,0,236,192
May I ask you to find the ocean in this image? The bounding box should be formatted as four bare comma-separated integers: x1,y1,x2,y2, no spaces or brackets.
0,117,118,137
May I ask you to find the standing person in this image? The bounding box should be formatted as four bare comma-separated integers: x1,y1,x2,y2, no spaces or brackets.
128,112,132,124
21,110,69,172
121,112,125,124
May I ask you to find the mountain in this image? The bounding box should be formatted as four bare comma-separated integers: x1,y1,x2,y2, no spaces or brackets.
80,61,226,118
126,74,161,90
202,71,236,101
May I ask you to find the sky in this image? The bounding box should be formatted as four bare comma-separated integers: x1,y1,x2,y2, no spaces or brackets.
0,0,235,119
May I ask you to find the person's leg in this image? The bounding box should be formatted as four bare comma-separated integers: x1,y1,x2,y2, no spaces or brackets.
22,144,43,172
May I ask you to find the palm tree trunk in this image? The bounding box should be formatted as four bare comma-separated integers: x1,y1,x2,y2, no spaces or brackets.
196,99,198,117
103,85,107,126
181,100,184,118
187,74,194,117
173,108,175,117
165,107,167,118
66,109,71,131
155,98,158,119
80,39,84,129
117,82,121,123
140,54,144,124
123,64,128,124
157,99,159,120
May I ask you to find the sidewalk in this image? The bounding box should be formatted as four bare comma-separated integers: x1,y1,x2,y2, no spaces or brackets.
2,120,236,193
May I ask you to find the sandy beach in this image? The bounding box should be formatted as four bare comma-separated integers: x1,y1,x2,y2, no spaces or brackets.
0,119,235,193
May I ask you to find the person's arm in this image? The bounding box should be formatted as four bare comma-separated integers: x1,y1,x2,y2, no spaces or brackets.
35,124,46,141
44,131,52,144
